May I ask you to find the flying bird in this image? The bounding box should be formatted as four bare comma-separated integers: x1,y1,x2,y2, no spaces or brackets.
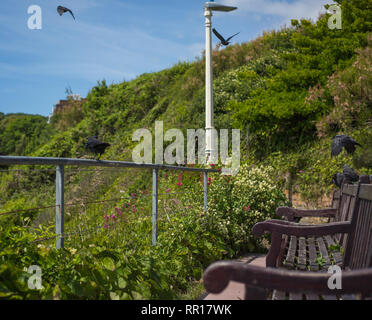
85,136,110,160
57,6,75,20
212,28,240,47
331,135,361,157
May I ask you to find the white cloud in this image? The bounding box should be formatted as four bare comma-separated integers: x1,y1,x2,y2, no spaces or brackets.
0,14,204,83
221,0,330,23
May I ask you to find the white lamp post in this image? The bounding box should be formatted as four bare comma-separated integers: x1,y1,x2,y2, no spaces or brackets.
204,1,237,163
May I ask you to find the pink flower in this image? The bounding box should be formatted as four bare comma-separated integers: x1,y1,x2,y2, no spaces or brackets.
210,163,215,167
244,206,250,213
104,214,109,223
177,182,183,187
103,223,109,229
115,207,122,216
111,214,117,220
124,202,131,211
166,188,171,193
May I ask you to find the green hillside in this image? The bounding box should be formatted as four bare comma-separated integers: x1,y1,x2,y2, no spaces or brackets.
0,113,54,156
0,0,371,299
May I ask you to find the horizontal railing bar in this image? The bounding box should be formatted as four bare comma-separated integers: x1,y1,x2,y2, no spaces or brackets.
0,156,218,173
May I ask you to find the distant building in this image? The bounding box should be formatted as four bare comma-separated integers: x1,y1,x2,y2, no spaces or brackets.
47,94,86,123
68,94,82,101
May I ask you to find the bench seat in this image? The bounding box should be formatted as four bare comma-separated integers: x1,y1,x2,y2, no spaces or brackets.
281,234,343,271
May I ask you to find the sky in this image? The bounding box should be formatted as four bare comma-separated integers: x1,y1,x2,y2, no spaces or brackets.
0,0,331,117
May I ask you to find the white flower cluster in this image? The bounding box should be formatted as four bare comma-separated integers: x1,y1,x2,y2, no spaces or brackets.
204,163,289,252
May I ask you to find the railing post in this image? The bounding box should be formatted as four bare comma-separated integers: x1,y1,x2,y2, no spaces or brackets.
56,165,65,249
152,168,159,245
203,171,208,212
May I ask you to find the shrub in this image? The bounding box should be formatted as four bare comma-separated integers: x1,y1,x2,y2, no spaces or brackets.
313,42,372,137
203,164,290,255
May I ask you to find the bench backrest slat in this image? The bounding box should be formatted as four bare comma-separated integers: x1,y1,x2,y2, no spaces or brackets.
331,190,340,209
335,176,370,224
359,184,372,201
345,184,372,269
336,183,359,248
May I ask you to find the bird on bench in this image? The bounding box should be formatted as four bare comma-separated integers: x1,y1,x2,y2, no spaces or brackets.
332,165,360,188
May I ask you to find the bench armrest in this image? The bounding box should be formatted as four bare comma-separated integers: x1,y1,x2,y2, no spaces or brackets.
204,261,372,298
276,207,337,221
252,220,351,238
265,219,314,226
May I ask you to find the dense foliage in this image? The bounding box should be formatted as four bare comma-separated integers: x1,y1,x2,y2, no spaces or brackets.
0,165,288,299
0,0,371,299
204,164,290,254
0,114,54,156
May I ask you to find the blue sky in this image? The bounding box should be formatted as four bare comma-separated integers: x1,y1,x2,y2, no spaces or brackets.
0,0,330,117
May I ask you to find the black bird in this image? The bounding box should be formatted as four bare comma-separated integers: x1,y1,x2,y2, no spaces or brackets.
212,28,240,47
332,173,344,188
342,164,359,183
85,136,110,160
57,6,75,20
332,165,359,188
331,135,362,157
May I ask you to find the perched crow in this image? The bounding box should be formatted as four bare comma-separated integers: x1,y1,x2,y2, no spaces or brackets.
342,164,359,183
85,136,110,160
332,165,359,188
57,6,75,20
212,28,240,47
332,173,344,188
331,135,361,157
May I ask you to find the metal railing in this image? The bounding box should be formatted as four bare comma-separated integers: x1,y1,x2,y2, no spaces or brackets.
0,156,218,248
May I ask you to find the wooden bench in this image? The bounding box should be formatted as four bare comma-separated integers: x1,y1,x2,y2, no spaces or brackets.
203,180,372,300
262,176,370,270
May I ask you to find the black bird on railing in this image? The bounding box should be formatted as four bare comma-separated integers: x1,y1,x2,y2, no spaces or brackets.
212,28,240,47
332,165,359,188
57,6,75,20
331,135,362,157
85,136,110,160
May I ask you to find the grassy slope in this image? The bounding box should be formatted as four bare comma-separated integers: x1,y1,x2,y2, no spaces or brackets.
1,1,370,212
0,2,371,239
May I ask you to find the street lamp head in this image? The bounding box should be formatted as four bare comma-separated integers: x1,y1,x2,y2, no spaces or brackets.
204,2,237,12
